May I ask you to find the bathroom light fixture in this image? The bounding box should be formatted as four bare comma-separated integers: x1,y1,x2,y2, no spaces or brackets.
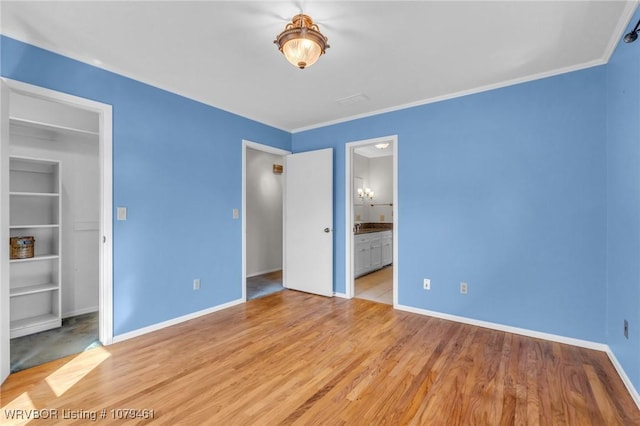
624,19,640,43
375,143,390,150
274,14,329,69
357,187,374,200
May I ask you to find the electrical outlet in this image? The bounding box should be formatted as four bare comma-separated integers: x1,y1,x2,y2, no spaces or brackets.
460,282,468,294
193,278,201,290
423,278,431,290
624,319,629,339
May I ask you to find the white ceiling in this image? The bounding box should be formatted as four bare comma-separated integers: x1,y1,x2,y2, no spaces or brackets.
355,140,394,158
1,1,637,132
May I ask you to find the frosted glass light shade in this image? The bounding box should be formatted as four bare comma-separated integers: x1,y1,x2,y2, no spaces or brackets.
282,38,322,69
274,14,329,69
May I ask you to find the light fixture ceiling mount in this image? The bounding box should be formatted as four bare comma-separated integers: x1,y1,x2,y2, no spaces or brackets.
274,14,329,69
624,19,640,43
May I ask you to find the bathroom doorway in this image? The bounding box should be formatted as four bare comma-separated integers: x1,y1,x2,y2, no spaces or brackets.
345,136,398,305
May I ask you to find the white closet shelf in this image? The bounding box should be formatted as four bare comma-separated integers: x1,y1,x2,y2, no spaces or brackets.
10,283,58,297
10,191,59,197
10,254,59,263
11,314,59,331
10,224,59,229
10,116,99,137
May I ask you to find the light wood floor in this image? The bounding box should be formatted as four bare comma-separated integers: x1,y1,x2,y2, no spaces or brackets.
2,290,638,425
355,266,393,305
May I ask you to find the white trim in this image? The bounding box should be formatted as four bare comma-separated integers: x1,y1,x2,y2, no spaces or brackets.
603,1,640,63
606,348,640,409
0,79,114,380
6,29,631,136
397,303,640,407
0,81,10,383
112,299,244,344
1,34,291,133
345,136,398,302
395,303,608,352
333,292,348,299
63,306,98,318
241,140,291,302
292,60,607,134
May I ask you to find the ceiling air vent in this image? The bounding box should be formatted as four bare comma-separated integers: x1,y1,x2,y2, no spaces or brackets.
336,93,369,106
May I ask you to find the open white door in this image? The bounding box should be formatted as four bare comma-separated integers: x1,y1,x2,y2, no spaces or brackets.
284,148,333,297
1,81,10,383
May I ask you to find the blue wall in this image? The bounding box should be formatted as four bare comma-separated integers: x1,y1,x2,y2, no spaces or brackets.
293,68,608,343
1,36,291,335
606,11,640,392
4,28,640,392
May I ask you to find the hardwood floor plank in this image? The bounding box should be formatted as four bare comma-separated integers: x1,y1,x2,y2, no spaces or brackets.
2,290,638,425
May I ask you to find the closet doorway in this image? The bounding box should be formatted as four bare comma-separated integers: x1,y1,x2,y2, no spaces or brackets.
345,136,398,305
1,79,113,380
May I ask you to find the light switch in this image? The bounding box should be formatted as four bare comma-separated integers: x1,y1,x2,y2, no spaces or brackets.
232,208,239,219
117,207,127,221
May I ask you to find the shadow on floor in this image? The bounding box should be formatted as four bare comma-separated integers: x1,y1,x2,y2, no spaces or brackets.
247,270,284,300
10,311,101,373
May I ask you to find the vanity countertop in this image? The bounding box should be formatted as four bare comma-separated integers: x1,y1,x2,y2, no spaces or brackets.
354,223,393,235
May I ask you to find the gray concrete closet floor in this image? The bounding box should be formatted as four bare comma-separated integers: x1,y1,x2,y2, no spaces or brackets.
10,311,101,373
247,270,284,300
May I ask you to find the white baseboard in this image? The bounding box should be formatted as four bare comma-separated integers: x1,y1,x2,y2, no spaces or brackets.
63,306,98,318
246,268,282,278
112,298,244,344
606,348,640,409
395,304,608,351
395,303,640,408
108,297,640,410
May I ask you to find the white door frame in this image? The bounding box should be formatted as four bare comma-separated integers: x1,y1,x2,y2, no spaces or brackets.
241,140,291,301
0,79,113,382
345,135,398,305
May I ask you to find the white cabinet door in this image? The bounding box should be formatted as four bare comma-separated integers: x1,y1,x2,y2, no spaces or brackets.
381,232,393,266
355,239,371,277
370,235,382,270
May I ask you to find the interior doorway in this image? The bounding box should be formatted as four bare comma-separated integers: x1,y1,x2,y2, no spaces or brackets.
345,136,398,305
1,79,113,381
242,140,290,301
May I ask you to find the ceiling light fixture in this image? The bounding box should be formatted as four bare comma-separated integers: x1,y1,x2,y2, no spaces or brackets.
624,19,640,43
274,14,329,69
375,143,390,150
357,187,374,200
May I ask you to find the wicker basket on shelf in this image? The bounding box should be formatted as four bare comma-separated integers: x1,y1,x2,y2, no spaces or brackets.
10,236,35,259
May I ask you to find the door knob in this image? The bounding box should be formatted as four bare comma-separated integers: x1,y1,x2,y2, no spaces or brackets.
324,228,331,233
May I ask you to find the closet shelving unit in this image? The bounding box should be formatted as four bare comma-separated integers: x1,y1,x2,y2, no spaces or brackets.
8,115,98,338
9,154,61,338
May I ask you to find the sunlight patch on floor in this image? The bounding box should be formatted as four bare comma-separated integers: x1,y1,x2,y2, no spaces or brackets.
3,391,37,426
45,346,111,397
